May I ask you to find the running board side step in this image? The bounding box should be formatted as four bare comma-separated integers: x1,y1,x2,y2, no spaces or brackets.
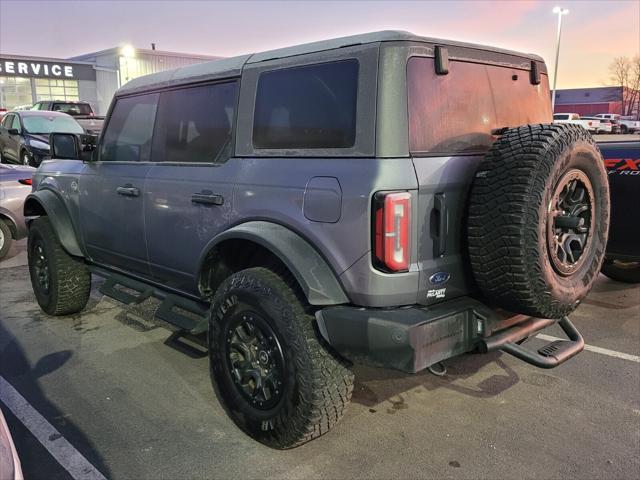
155,296,208,334
478,316,584,369
91,267,209,335
99,273,153,305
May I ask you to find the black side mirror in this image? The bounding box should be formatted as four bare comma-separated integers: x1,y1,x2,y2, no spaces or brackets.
8,128,20,135
50,132,81,159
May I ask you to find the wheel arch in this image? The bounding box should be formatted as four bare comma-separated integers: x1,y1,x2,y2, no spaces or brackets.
197,221,349,306
0,210,18,239
23,190,84,257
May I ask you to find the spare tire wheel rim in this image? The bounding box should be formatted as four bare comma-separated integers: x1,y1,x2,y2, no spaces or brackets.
547,169,595,276
224,312,286,410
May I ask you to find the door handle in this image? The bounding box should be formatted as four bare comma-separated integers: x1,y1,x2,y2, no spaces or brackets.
433,193,448,257
116,185,140,197
191,192,224,206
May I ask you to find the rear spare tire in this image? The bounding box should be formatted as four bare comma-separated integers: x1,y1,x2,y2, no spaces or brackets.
468,124,610,319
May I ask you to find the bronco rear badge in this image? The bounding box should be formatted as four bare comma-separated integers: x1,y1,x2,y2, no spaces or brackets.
429,271,450,285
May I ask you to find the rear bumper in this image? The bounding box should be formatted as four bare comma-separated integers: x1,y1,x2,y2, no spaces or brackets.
316,297,583,373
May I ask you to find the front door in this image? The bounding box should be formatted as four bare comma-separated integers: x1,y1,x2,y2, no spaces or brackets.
144,81,240,294
79,92,159,277
0,114,21,162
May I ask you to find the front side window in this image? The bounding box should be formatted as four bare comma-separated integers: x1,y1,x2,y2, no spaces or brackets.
154,82,238,164
2,114,14,128
11,115,21,132
22,115,83,134
100,93,158,162
407,57,551,154
253,60,359,149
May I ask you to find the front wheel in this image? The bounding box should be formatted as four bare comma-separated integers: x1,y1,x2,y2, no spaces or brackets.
601,260,640,283
208,267,354,449
28,217,91,315
22,151,35,167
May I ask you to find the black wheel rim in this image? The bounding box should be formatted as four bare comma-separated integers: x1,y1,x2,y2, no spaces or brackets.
547,169,595,276
224,312,285,410
32,240,50,293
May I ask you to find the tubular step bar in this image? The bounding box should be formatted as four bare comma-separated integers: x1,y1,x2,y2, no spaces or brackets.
478,316,584,369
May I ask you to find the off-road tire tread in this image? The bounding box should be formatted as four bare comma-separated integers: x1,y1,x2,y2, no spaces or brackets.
468,123,606,318
209,267,354,449
29,217,90,315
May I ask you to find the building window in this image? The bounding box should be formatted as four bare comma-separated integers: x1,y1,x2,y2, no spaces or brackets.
0,76,33,109
34,78,79,102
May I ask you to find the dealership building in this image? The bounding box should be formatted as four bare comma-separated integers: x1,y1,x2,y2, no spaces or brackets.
0,46,217,115
553,86,639,117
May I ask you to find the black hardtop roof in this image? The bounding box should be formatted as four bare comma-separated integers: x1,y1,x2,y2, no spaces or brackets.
117,30,546,96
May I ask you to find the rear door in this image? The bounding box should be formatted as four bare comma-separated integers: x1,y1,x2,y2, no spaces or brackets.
407,56,552,305
79,92,159,277
144,81,240,293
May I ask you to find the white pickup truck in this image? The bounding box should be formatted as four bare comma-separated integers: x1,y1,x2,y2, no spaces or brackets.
553,113,600,133
595,114,640,134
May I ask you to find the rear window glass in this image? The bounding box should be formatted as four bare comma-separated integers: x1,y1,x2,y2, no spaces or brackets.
52,103,92,115
253,60,359,149
554,114,570,120
408,57,551,154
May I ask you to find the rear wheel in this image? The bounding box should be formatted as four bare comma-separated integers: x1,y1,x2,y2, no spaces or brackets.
468,124,610,319
208,267,354,449
601,260,640,283
0,221,12,260
28,217,91,315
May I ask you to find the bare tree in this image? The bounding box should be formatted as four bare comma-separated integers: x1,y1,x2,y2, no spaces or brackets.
608,56,640,118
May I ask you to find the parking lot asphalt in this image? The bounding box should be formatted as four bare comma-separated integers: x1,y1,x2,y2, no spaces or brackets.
1,239,639,480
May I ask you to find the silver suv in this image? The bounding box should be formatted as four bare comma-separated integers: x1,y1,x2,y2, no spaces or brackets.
24,31,610,448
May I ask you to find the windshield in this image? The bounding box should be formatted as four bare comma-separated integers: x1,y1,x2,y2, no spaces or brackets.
22,115,84,135
554,114,569,120
52,103,92,116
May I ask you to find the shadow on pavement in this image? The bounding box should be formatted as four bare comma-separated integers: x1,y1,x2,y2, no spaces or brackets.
0,321,111,480
351,351,520,407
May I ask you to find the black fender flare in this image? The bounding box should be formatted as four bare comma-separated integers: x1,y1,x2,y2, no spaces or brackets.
23,190,84,257
201,221,349,306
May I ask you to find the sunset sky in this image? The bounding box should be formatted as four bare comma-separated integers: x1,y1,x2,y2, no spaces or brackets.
1,0,638,89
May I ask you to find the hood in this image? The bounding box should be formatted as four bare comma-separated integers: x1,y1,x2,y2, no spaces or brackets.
24,133,50,145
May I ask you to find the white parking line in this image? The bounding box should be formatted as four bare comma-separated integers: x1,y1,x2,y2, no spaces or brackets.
0,376,107,480
536,334,640,363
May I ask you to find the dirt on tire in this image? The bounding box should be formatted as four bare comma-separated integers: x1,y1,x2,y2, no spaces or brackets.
27,217,91,315
467,124,610,319
208,266,354,449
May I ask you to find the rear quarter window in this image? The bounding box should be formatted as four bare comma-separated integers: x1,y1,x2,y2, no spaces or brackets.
407,57,552,155
252,60,359,149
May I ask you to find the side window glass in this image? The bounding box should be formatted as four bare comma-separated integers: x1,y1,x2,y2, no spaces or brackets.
12,116,21,132
252,60,359,149
100,93,159,162
154,82,238,164
1,115,12,128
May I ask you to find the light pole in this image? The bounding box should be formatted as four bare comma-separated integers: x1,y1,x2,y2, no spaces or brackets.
551,6,569,112
120,45,135,86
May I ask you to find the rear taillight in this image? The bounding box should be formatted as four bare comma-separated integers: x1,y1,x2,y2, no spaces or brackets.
373,191,411,272
18,178,32,185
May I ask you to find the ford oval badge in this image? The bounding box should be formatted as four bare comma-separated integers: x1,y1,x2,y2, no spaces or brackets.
429,271,450,285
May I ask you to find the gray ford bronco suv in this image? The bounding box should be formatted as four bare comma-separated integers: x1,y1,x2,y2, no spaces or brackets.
25,31,610,448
